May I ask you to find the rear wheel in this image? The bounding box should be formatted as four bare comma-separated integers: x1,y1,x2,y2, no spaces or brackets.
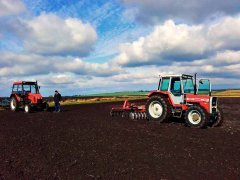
146,96,171,122
24,104,31,113
185,105,209,128
10,97,18,112
210,109,223,127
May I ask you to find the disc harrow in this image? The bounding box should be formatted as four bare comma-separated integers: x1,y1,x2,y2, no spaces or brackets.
110,100,147,120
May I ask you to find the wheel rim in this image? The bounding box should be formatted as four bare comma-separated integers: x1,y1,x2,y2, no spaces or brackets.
25,105,29,113
188,110,202,125
148,101,163,118
10,99,16,110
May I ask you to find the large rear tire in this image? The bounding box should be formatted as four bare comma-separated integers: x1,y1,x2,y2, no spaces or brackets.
210,109,223,127
10,97,18,112
146,96,171,122
185,105,209,128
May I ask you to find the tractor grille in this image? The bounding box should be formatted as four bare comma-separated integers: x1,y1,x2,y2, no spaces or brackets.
37,99,43,104
212,97,217,106
211,97,217,114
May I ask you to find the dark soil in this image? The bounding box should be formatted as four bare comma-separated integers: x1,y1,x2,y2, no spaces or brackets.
0,98,240,179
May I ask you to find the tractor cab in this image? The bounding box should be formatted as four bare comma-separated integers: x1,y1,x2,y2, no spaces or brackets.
10,81,48,113
157,74,211,105
12,81,40,95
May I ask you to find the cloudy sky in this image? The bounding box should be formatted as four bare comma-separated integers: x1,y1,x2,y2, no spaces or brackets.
0,0,240,96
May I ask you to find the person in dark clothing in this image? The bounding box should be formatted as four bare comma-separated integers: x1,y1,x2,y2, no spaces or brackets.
54,90,62,112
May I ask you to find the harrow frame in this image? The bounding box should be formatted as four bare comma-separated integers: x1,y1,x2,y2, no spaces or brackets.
110,100,147,120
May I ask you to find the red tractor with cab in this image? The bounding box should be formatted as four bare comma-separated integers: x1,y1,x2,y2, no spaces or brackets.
10,81,49,113
111,74,223,128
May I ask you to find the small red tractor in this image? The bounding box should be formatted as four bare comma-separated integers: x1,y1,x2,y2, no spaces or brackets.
110,74,223,128
10,81,49,113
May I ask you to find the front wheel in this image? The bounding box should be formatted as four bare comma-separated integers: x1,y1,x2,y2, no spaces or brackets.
24,104,31,113
185,105,209,128
10,97,18,112
146,96,171,122
210,109,223,127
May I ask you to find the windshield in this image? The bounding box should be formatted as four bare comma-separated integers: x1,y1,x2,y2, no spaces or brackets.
23,84,39,94
198,79,210,95
182,78,194,94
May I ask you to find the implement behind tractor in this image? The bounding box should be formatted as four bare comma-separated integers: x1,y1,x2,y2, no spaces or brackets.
110,100,147,120
110,74,223,128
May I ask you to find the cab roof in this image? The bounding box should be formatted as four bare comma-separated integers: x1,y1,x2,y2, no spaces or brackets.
13,81,37,85
160,74,193,78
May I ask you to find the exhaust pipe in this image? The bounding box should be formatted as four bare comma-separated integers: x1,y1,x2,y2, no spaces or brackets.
194,73,197,95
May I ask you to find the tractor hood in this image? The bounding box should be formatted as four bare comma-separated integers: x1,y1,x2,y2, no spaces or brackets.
185,94,210,103
27,93,43,104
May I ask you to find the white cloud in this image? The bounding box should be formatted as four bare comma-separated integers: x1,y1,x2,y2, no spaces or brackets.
0,0,26,17
122,0,240,24
111,17,240,67
54,58,122,77
208,16,240,50
214,50,240,64
0,52,122,77
112,20,207,66
22,13,97,56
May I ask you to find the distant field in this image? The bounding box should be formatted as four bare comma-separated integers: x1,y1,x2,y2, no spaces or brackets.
89,90,240,97
89,91,148,97
48,96,147,107
59,90,240,106
213,90,240,97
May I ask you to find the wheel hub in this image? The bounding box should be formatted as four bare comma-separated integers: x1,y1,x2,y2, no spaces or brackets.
192,113,200,122
149,101,163,118
188,110,202,125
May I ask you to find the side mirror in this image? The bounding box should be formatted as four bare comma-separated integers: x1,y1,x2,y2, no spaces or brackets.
38,86,41,89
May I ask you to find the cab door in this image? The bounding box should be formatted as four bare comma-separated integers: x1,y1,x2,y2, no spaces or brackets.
169,77,184,105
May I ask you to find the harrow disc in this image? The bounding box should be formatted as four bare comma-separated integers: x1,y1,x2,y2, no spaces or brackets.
129,112,135,120
138,112,142,119
110,111,114,117
134,112,138,120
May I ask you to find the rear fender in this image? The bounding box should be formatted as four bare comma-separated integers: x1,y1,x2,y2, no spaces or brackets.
10,94,21,102
147,90,169,98
147,91,177,107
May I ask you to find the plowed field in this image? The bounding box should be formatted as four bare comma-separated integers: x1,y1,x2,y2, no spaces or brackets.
0,98,239,179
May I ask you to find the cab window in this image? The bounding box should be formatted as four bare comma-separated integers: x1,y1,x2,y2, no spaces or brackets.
182,78,194,94
160,78,170,91
12,84,22,93
170,77,182,96
12,85,18,92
